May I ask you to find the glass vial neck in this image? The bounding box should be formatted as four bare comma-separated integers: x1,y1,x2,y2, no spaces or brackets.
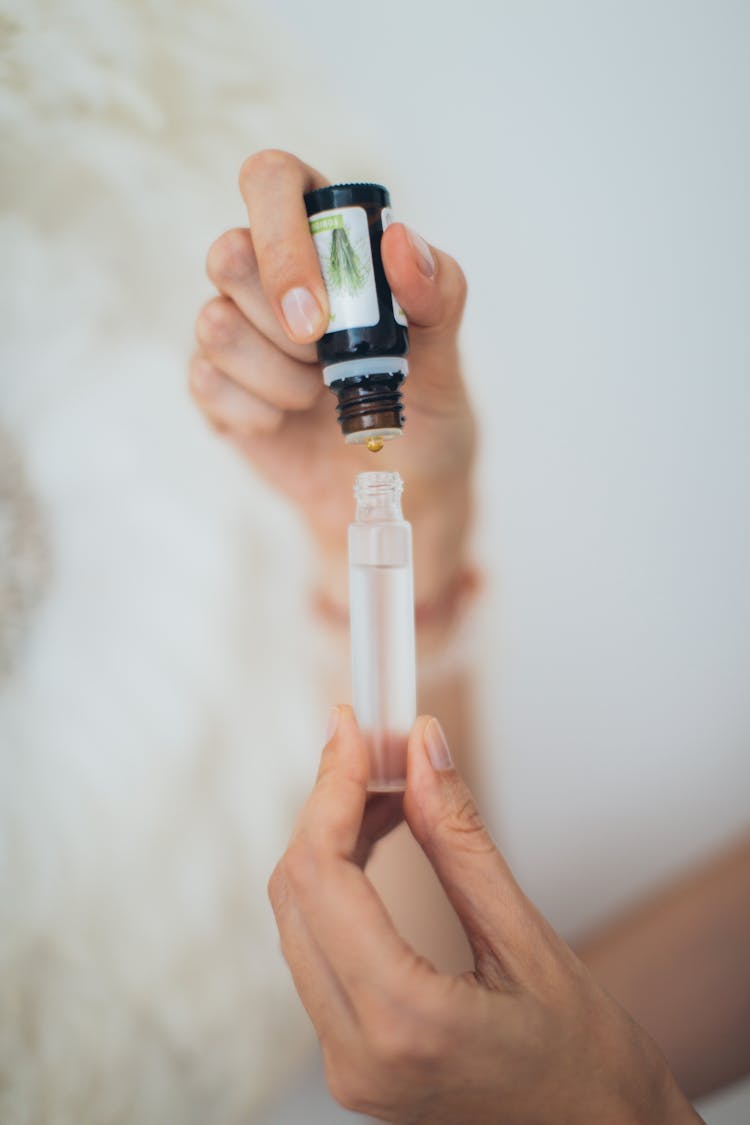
354,471,404,522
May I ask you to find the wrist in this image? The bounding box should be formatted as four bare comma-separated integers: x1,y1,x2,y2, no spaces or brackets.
409,470,474,604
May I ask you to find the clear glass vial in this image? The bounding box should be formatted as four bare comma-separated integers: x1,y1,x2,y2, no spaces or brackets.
304,183,409,452
349,471,416,791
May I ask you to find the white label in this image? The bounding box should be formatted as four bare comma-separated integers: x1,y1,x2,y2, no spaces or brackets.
381,207,408,327
309,206,379,332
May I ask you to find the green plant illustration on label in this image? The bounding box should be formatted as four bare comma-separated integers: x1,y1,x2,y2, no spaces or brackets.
309,206,378,327
328,227,369,296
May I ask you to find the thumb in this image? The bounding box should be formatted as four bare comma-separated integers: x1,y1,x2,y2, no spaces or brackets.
295,705,403,868
403,716,541,986
381,223,467,394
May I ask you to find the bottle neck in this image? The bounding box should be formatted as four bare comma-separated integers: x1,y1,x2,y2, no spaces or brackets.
354,471,404,523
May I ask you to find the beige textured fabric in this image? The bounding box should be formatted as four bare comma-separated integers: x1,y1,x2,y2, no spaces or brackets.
0,428,51,679
0,1,375,1120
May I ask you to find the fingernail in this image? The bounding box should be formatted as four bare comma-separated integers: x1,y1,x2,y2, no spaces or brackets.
424,718,453,771
325,707,340,742
281,286,322,339
406,227,436,279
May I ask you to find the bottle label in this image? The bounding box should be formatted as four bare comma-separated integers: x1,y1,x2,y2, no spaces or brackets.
309,206,380,332
380,207,408,327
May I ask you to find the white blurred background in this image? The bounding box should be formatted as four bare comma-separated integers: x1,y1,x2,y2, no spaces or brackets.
1,1,748,1122
268,1,750,1121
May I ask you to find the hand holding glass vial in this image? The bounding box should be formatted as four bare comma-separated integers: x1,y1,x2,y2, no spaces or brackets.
349,472,416,791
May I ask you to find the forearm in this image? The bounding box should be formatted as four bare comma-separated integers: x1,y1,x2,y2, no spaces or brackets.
577,832,750,1100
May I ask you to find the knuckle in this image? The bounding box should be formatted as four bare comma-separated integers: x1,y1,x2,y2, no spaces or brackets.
254,233,308,288
301,375,325,408
188,358,214,399
280,376,322,412
362,996,445,1070
206,228,253,284
324,1060,371,1115
187,366,228,427
453,793,485,833
239,147,295,191
207,416,230,437
196,297,237,347
437,791,492,852
324,992,452,1114
280,840,317,895
366,1019,411,1068
249,402,284,436
266,864,287,914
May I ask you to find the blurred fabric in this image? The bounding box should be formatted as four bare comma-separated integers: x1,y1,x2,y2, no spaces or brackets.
0,1,376,1120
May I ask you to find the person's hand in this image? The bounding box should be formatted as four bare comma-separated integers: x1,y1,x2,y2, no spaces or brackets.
190,150,474,605
268,707,703,1124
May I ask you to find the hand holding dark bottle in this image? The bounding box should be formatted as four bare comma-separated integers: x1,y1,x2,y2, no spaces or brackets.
190,149,474,609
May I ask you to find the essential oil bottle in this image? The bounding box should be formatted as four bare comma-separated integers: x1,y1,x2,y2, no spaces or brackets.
304,183,409,453
349,471,416,791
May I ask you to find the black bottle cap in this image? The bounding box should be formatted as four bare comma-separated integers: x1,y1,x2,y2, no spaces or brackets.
304,183,391,215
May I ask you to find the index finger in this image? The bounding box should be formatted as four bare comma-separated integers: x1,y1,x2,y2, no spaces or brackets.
285,707,426,997
239,149,330,344
291,705,369,860
294,707,402,865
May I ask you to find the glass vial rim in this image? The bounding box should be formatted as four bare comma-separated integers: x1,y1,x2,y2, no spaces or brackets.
354,471,404,521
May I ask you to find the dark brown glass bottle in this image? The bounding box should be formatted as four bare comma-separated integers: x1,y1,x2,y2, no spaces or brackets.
304,183,409,451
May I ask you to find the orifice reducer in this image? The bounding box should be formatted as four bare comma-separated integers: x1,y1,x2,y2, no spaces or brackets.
303,183,409,452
